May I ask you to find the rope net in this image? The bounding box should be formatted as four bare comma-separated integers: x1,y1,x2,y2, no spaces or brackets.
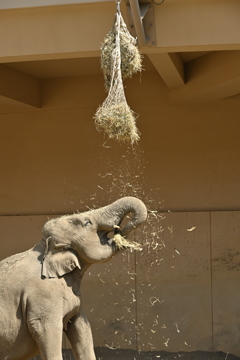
101,13,142,91
94,11,142,144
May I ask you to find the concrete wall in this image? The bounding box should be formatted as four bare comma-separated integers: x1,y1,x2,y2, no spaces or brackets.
0,70,240,215
0,72,240,215
0,67,240,355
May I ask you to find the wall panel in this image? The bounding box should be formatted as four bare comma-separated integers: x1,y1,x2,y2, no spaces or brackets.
136,212,212,352
211,212,240,356
0,215,48,260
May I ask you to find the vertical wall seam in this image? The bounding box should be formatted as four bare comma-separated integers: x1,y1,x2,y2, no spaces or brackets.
209,211,214,352
134,230,139,352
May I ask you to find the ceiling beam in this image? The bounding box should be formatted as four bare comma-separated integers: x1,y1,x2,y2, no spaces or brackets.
0,3,117,63
0,0,112,9
147,53,185,90
169,51,240,102
0,64,40,109
0,1,239,63
150,0,240,53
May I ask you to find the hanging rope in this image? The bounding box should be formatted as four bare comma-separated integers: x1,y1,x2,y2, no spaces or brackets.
94,1,142,144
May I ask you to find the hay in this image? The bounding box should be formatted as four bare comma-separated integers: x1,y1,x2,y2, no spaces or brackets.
112,234,142,251
101,14,142,90
94,102,139,144
94,7,141,144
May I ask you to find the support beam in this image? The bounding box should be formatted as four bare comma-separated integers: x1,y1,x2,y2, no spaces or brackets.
148,53,185,90
0,64,40,109
128,0,147,46
0,0,113,9
0,1,240,63
152,0,240,53
0,3,119,63
169,51,240,102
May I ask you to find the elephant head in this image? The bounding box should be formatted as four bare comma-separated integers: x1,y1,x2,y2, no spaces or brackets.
41,197,147,278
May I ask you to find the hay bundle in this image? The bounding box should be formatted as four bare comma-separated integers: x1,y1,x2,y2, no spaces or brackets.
113,234,142,251
94,100,139,144
94,6,142,144
101,14,142,90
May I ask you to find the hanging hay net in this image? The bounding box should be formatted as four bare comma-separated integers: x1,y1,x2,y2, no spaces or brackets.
101,13,142,91
94,8,142,144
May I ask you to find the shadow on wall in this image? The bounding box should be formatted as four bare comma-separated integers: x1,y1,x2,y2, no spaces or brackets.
30,347,240,360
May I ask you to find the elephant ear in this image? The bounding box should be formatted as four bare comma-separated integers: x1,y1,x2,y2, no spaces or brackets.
42,237,81,278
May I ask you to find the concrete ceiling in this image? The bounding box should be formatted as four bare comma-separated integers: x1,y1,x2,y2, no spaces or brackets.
5,55,156,79
4,51,207,79
0,0,239,109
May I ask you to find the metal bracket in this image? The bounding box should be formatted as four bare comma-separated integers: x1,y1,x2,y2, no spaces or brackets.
126,0,156,46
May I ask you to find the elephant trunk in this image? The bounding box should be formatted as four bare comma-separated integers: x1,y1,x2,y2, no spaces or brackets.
96,197,148,237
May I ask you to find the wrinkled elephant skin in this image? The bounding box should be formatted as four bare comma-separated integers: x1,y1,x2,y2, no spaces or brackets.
0,197,147,360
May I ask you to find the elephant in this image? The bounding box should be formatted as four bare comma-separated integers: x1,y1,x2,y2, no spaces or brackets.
0,196,147,360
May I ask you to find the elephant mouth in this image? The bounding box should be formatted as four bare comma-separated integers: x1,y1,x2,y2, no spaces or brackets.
98,225,142,252
98,225,121,248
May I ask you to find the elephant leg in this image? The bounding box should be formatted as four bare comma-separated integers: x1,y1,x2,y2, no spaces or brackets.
27,301,63,360
65,310,96,360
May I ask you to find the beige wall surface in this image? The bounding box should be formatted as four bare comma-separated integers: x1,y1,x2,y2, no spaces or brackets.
211,212,240,355
0,211,240,356
0,60,240,356
0,71,240,216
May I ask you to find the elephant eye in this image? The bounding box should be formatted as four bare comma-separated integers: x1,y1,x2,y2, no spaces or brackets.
84,219,92,226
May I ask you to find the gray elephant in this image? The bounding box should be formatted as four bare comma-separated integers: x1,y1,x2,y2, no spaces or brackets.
0,196,147,360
